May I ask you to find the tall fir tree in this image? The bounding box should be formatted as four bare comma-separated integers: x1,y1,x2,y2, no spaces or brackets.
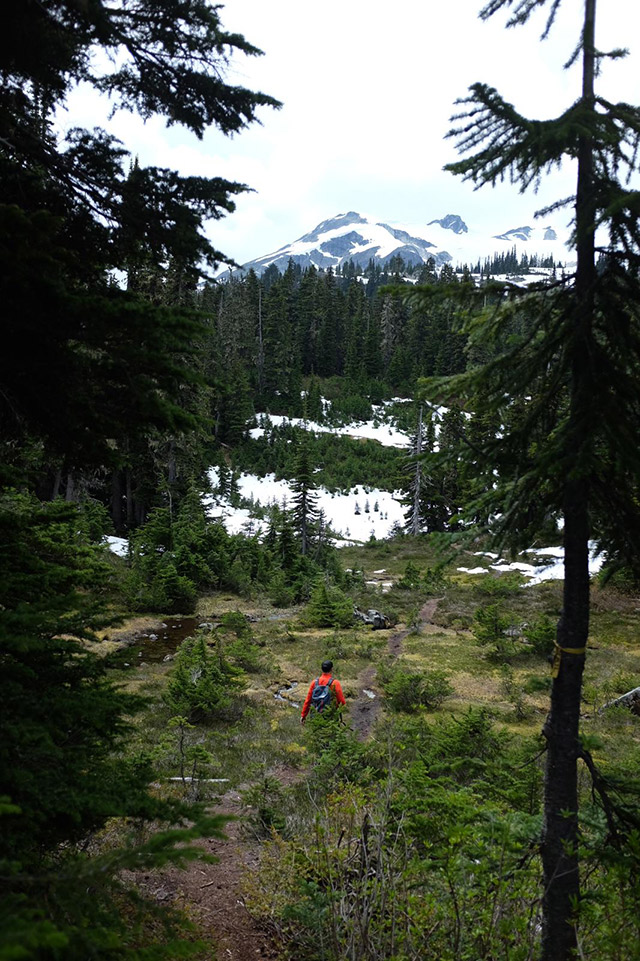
290,420,320,557
404,405,427,535
0,2,279,954
413,1,640,956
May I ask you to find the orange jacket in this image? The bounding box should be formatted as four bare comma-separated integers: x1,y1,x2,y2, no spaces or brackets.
301,673,346,719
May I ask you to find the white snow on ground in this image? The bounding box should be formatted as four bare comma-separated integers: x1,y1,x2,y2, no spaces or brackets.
250,412,410,449
103,408,606,586
458,544,604,585
103,535,129,557
203,469,406,543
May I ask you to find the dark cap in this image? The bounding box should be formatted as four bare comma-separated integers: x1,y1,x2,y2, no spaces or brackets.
321,660,333,672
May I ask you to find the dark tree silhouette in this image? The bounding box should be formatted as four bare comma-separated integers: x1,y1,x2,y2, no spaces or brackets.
411,1,640,956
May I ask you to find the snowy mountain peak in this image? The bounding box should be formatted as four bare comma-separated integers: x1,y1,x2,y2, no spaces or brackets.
299,211,368,244
427,214,468,234
235,211,571,277
494,225,533,242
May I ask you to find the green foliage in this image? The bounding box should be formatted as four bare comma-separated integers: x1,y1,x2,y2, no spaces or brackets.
597,563,640,594
523,614,556,657
472,604,519,660
233,423,405,494
397,560,422,589
268,570,297,608
164,634,245,723
0,491,230,959
473,570,525,597
500,665,529,719
0,492,134,863
304,716,374,791
304,579,354,629
2,0,281,464
78,497,115,542
250,713,546,961
124,492,284,611
0,0,282,954
380,664,454,712
422,564,449,594
217,612,267,673
241,775,287,838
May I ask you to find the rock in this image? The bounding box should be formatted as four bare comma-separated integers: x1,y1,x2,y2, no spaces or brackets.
353,606,389,630
163,654,174,662
601,686,640,715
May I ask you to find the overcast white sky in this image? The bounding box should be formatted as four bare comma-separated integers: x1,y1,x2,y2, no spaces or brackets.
61,0,640,268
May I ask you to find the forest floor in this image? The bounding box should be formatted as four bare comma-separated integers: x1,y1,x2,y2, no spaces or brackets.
131,596,442,960
111,538,640,961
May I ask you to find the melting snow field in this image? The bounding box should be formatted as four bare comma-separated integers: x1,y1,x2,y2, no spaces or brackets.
458,546,604,586
102,402,606,587
250,409,411,449
204,469,406,543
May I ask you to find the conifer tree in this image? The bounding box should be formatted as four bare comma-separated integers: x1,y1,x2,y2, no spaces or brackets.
290,422,319,556
414,2,640,956
405,405,426,535
1,2,279,953
1,1,280,474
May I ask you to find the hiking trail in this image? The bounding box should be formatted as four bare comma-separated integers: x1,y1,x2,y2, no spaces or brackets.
133,598,440,958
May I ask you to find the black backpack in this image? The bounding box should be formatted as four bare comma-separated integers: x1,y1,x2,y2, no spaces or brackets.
311,677,334,712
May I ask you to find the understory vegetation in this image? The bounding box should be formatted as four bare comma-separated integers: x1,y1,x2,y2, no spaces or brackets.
5,0,640,958
101,534,640,961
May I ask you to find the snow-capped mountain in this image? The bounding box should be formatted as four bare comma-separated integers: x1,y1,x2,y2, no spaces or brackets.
235,210,572,276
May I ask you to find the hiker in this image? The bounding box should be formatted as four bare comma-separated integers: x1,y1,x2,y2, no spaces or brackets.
300,660,346,724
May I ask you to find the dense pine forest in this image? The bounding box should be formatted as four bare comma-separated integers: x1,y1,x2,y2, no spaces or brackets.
3,1,640,960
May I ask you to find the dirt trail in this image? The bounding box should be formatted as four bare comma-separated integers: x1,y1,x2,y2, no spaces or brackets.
349,597,440,740
135,599,440,957
137,782,283,960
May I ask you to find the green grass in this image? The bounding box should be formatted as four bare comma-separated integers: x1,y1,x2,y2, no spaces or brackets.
109,532,640,809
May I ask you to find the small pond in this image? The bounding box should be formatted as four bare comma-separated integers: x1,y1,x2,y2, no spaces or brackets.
106,616,199,668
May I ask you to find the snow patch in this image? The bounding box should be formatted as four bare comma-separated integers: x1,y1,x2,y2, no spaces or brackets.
104,535,129,557
458,543,605,585
204,469,405,545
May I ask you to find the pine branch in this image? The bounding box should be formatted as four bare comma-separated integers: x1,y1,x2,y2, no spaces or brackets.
446,85,587,192
479,0,562,38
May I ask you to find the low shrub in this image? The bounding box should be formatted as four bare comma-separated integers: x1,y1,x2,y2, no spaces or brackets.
164,634,245,723
380,665,453,713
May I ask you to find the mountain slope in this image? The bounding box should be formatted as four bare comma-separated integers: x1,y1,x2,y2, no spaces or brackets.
236,210,572,275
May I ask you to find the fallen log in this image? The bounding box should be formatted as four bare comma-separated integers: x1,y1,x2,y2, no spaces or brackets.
600,686,640,716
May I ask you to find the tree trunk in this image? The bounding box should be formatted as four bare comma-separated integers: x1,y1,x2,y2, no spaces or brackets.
111,470,123,533
409,405,424,536
257,284,265,395
64,472,75,501
125,468,134,528
541,484,589,960
541,2,596,957
51,468,62,500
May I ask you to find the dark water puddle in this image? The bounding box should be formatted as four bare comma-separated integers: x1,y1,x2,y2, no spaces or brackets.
106,616,199,669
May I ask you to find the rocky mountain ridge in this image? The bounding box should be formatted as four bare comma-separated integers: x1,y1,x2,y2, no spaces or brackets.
236,210,571,276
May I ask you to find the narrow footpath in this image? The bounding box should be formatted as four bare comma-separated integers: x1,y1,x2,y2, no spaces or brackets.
136,598,440,959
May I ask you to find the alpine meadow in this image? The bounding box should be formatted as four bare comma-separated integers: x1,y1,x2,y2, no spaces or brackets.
2,2,640,961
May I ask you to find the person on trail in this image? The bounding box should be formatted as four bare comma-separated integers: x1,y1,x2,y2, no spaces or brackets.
300,660,346,723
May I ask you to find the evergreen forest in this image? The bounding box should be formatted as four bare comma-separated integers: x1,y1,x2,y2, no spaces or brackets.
3,2,640,960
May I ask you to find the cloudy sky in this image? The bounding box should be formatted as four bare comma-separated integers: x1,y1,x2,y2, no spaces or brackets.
61,0,640,268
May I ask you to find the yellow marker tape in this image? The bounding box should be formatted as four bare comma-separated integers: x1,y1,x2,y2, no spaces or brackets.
551,641,587,678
